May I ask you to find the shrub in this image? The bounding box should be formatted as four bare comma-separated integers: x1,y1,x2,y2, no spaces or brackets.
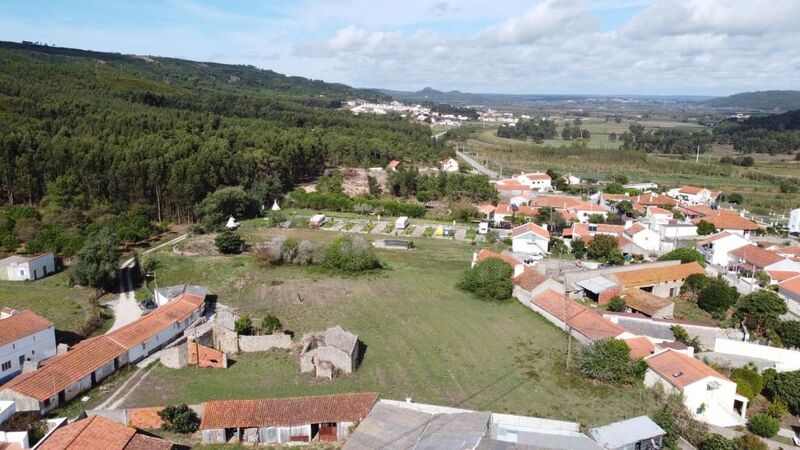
577,339,646,384
653,394,708,448
683,273,709,295
586,234,624,265
778,321,800,349
733,433,767,450
747,413,779,438
458,258,514,301
764,399,788,420
731,366,764,401
70,227,119,289
323,235,382,273
734,290,787,334
158,404,199,433
260,315,282,334
234,313,254,335
571,238,586,259
671,325,703,353
215,230,243,254
699,434,737,450
697,277,739,315
765,370,800,413
607,296,626,312
196,186,259,231
697,220,716,235
658,248,706,267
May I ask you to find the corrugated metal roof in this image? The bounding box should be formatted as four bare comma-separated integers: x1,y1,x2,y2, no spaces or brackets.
588,416,664,449
576,276,618,294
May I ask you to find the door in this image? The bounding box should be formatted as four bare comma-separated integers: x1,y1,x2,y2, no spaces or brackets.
319,423,337,442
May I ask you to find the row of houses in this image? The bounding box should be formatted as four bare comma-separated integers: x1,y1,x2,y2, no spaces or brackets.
0,292,205,413
474,248,748,427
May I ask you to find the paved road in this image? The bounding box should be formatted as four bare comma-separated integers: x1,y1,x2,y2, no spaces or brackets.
456,150,499,179
107,234,188,333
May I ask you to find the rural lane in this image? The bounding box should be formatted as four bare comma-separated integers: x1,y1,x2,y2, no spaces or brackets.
456,150,500,179
106,233,188,333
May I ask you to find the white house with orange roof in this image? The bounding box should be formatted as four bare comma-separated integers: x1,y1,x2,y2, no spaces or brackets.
693,211,760,239
780,275,800,306
644,349,747,426
511,223,549,256
645,206,673,224
622,223,661,254
695,231,752,267
0,309,56,384
514,172,551,192
667,186,719,205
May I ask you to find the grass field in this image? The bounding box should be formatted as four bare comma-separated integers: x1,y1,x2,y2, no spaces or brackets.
462,128,799,214
121,229,656,426
0,270,100,334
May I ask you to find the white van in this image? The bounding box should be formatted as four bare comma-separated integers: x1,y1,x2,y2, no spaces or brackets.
395,216,410,230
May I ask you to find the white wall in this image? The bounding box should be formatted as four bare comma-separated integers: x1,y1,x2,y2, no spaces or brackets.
512,233,548,255
644,370,743,427
790,209,800,234
630,229,661,253
0,327,56,383
714,338,800,372
4,254,56,281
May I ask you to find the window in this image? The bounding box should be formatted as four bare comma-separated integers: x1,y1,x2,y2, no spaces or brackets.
1,361,11,371
44,399,50,407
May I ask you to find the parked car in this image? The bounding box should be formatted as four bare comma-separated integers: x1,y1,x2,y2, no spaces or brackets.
140,299,157,314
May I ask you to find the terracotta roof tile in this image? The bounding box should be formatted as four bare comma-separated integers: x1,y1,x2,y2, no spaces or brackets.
694,212,759,231
625,223,646,236
107,293,204,348
200,392,379,430
780,276,800,297
521,172,551,181
679,186,705,195
729,245,784,269
647,206,672,216
531,290,624,341
494,179,530,191
696,231,732,246
613,262,704,288
476,249,520,268
624,337,656,359
478,204,496,215
511,222,549,239
0,309,53,346
645,349,727,389
624,288,674,317
513,266,549,291
770,246,800,258
530,196,584,209
37,415,171,450
767,270,800,282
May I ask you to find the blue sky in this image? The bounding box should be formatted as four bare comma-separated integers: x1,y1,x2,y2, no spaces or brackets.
2,0,798,95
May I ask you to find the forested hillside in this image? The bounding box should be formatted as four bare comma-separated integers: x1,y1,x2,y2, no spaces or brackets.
0,42,442,255
714,110,800,155
705,90,800,111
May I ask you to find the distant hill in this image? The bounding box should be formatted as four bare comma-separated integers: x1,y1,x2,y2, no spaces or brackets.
739,109,800,131
705,90,800,111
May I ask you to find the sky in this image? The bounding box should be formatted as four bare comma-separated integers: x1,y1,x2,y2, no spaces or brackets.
1,0,799,96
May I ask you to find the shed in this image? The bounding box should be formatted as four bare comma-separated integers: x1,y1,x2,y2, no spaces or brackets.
576,276,622,304
588,416,665,450
395,216,410,230
623,288,674,319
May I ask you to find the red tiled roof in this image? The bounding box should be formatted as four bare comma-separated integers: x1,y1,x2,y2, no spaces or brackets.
729,245,784,269
494,204,539,217
624,223,646,236
624,337,656,359
476,249,519,268
388,160,401,169
696,231,732,246
645,349,727,389
770,246,800,258
3,336,127,401
694,212,759,231
107,293,204,348
511,222,549,239
530,195,584,209
613,262,704,288
647,206,672,216
521,172,551,181
514,266,549,292
633,194,678,206
679,186,705,195
37,415,172,450
200,392,379,430
780,276,800,297
0,309,53,347
768,271,800,282
531,290,624,341
624,288,674,317
571,223,625,237
494,179,530,191
478,204,497,215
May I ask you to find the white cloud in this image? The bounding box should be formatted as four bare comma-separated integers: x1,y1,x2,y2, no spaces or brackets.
479,0,599,45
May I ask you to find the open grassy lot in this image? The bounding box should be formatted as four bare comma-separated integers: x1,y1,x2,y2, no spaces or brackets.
0,269,99,334
122,229,656,426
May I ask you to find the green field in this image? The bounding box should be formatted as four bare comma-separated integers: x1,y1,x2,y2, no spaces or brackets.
121,229,656,426
0,270,101,334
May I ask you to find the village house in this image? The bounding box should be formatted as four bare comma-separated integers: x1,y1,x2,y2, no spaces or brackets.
693,211,760,238
790,207,800,235
560,172,581,186
728,245,785,276
0,293,205,413
768,244,800,261
611,262,705,298
37,414,174,450
440,157,459,172
513,266,565,302
780,276,800,306
564,223,657,256
514,172,552,192
200,392,379,444
645,205,673,223
623,182,659,192
764,258,800,285
644,349,747,427
657,221,699,241
588,416,665,450
492,203,539,225
527,290,627,345
0,309,56,384
493,179,531,197
510,222,549,256
299,326,360,379
696,231,753,267
622,223,661,254
667,186,719,205
0,253,57,281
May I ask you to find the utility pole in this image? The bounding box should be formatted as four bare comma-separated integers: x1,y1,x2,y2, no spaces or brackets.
695,144,700,163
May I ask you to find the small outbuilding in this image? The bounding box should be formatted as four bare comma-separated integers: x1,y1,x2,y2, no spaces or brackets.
200,392,379,445
588,416,665,450
225,216,239,230
309,214,327,228
0,253,57,281
300,326,360,379
395,216,410,230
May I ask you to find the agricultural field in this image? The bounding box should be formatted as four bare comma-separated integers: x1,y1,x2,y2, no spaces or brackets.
121,228,656,427
461,128,799,215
